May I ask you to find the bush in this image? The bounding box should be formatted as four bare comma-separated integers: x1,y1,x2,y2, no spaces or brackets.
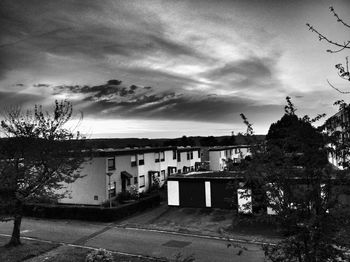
85,249,113,262
116,191,131,202
128,185,140,200
23,193,161,222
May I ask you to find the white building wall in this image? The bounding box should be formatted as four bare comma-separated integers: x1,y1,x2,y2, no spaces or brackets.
164,150,177,177
209,146,251,171
176,149,201,173
111,155,138,193
59,147,198,205
59,157,106,205
209,151,223,171
136,149,169,191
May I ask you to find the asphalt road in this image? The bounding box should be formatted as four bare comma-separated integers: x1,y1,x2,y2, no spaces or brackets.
0,218,265,262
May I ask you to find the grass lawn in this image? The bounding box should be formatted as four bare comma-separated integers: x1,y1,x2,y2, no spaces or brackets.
0,236,59,262
0,237,163,262
31,245,165,262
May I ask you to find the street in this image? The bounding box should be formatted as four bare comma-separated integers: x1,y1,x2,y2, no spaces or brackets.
0,218,265,262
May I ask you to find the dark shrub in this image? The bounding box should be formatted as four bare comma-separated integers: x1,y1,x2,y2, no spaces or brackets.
23,193,161,222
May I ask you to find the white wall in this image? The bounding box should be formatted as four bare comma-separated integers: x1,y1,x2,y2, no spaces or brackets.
59,157,106,205
177,149,201,172
167,180,179,206
209,151,223,171
205,181,211,207
111,155,138,193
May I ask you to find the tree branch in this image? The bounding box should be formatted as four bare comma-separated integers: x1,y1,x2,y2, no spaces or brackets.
327,79,350,94
329,6,350,28
306,23,350,51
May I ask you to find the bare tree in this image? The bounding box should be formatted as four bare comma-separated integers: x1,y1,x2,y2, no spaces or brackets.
0,100,86,246
307,6,350,93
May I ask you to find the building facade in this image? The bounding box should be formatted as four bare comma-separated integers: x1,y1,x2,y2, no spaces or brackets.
208,145,250,171
59,146,201,205
176,147,201,173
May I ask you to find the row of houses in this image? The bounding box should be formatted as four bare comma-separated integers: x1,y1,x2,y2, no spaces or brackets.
59,145,251,205
208,145,250,171
60,146,201,205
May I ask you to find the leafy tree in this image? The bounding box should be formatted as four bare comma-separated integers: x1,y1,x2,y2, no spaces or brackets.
0,100,86,246
307,6,349,92
199,136,218,147
240,97,350,261
219,135,236,146
163,135,195,147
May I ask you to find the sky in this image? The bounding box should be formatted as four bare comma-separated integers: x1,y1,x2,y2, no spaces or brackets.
1,0,350,138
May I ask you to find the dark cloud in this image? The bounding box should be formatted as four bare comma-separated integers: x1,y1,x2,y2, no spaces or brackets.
52,80,282,123
107,80,122,85
54,81,146,100
33,83,50,87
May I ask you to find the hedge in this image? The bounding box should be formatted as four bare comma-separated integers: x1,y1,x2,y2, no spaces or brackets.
23,193,161,222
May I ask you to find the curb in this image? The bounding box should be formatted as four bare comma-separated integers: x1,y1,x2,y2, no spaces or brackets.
113,225,277,246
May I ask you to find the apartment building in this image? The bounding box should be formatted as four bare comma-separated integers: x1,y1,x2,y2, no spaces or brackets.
208,145,250,171
176,146,201,173
59,146,201,205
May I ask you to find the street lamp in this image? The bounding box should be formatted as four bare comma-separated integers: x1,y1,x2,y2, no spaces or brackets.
106,172,113,208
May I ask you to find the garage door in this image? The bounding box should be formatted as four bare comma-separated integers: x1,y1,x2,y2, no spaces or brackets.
179,181,205,207
210,181,236,209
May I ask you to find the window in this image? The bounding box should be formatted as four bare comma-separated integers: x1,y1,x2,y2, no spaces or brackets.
131,155,137,167
126,178,131,186
155,152,160,162
177,152,181,162
134,177,138,184
190,151,193,159
139,175,145,188
161,170,165,181
160,151,165,161
173,150,177,160
187,152,190,160
198,150,200,158
138,154,144,165
94,195,98,200
107,158,115,171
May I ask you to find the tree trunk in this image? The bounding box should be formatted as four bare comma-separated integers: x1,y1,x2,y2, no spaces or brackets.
6,214,22,247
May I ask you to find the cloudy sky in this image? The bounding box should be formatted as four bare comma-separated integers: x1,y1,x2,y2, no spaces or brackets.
1,0,349,138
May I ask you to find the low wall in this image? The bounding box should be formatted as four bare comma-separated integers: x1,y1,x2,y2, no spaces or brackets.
23,193,161,222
